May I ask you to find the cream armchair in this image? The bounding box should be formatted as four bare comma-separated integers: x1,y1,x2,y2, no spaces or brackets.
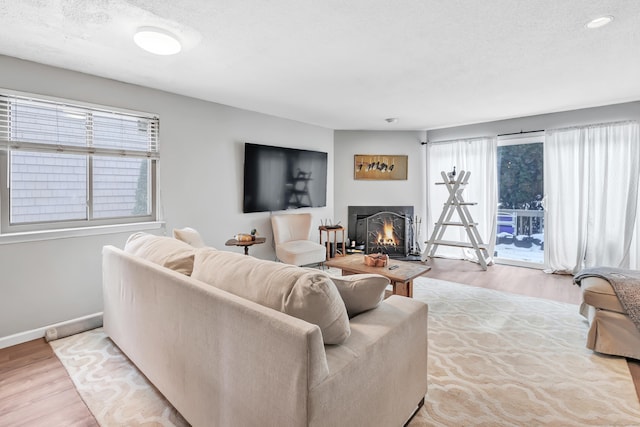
271,213,326,266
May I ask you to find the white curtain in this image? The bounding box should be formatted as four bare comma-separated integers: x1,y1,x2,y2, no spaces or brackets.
545,121,640,273
426,137,497,263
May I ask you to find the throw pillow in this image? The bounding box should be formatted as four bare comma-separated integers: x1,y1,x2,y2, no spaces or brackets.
330,274,390,318
192,248,350,344
173,227,207,248
125,232,196,275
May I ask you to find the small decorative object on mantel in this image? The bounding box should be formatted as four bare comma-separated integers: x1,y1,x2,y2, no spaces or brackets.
354,154,408,180
364,253,389,267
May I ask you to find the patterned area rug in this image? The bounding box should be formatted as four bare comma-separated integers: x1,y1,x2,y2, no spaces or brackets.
50,278,640,426
410,278,640,426
50,328,189,426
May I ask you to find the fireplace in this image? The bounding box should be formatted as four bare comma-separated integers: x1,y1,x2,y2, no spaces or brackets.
348,206,414,258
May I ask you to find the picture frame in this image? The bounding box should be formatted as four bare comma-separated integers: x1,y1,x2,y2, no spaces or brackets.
354,154,408,180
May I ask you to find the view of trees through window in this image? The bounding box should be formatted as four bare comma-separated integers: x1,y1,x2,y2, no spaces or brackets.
497,143,543,210
496,142,544,264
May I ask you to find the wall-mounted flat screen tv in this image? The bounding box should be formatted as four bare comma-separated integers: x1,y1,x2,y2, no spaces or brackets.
243,143,328,213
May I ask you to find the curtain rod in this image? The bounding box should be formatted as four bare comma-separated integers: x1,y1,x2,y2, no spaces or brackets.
420,136,495,145
497,129,544,137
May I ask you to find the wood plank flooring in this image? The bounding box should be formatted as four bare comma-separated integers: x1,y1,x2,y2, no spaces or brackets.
0,339,98,426
0,258,637,425
426,257,582,304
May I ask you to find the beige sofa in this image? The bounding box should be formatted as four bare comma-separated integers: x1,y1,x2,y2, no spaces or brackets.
103,237,429,427
579,276,640,360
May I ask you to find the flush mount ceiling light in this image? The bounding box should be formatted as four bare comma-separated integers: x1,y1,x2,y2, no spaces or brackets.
134,27,182,55
586,16,614,29
385,117,399,124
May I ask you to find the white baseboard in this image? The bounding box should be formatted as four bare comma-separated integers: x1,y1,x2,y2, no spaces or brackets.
0,312,103,350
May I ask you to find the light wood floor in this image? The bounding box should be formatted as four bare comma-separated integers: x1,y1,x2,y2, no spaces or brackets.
0,258,637,425
427,257,582,304
0,338,98,426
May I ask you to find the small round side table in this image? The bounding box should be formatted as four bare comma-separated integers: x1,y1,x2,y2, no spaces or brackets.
224,237,266,255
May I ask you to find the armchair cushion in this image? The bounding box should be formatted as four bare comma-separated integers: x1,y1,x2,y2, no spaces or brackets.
581,276,625,314
276,240,326,266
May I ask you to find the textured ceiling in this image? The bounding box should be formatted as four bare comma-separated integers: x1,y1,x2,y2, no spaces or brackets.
0,0,639,130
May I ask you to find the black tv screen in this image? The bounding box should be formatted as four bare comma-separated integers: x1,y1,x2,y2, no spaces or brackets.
243,143,328,213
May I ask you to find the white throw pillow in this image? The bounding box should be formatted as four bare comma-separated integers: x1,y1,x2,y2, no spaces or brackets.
192,248,350,344
125,232,196,275
173,227,207,248
330,274,390,318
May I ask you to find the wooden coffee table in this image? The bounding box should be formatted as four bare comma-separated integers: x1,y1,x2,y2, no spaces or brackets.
325,254,431,298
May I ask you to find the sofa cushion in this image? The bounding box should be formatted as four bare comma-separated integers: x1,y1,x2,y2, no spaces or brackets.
330,274,390,318
581,276,626,314
173,227,207,248
125,232,196,275
192,248,350,344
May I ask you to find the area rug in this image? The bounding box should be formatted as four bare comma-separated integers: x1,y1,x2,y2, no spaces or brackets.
50,278,640,426
50,328,189,426
409,278,640,426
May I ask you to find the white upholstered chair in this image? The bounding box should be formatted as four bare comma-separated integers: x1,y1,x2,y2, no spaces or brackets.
271,213,326,266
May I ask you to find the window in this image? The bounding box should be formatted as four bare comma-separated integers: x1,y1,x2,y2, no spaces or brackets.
0,92,159,233
495,135,544,266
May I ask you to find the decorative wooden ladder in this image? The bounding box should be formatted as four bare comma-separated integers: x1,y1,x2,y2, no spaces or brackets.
421,170,491,270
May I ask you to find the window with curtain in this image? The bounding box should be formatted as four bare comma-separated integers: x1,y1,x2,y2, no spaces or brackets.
426,137,498,263
0,92,159,233
544,121,640,273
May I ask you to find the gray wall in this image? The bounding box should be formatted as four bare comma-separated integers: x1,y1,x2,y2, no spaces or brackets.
427,102,640,142
0,55,334,341
333,130,427,237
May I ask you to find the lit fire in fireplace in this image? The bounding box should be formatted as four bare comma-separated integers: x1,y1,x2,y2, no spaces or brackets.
376,219,398,246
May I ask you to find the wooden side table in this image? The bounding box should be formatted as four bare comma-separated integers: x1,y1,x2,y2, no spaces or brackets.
319,226,346,259
225,237,266,255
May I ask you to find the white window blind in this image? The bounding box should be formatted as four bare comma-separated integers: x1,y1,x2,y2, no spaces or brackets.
0,92,159,232
0,94,159,158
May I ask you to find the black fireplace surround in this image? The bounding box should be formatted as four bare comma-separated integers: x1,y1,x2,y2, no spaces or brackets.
348,206,414,258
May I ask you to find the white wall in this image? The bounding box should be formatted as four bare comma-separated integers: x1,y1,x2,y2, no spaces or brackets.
427,102,640,141
333,130,426,236
0,55,333,341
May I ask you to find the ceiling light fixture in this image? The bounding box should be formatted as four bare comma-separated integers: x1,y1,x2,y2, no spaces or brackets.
134,27,182,55
385,117,399,124
586,16,614,29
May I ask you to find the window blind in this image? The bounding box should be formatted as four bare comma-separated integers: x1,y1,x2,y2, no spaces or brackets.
0,94,159,159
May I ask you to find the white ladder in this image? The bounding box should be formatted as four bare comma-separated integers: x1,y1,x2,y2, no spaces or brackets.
421,170,491,270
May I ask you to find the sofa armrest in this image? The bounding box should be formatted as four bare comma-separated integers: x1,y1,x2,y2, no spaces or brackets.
310,295,428,427
103,245,329,427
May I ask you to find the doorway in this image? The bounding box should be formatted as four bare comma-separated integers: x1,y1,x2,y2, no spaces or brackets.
495,135,545,267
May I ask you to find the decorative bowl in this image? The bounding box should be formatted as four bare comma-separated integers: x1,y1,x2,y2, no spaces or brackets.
364,253,389,267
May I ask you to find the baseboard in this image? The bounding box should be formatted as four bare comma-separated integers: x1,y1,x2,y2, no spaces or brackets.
0,312,103,349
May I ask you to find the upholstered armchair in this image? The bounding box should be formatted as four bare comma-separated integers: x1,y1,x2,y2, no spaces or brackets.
575,269,640,360
271,213,326,266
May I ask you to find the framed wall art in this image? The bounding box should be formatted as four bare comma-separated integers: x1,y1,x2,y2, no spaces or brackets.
354,154,408,180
